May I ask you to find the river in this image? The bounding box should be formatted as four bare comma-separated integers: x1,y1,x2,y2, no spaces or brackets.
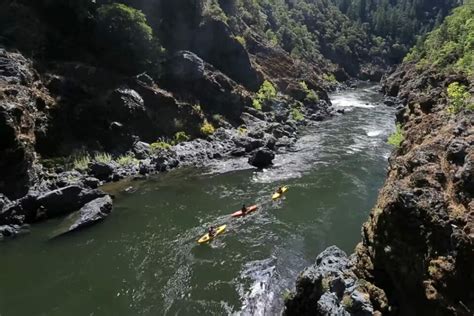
0,84,395,315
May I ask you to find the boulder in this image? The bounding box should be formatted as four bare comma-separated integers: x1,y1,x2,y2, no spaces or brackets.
54,195,113,237
166,50,205,81
36,185,106,220
89,161,116,181
0,224,29,239
132,141,151,159
248,149,275,168
284,246,384,316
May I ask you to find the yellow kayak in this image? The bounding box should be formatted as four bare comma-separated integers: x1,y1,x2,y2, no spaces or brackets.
198,225,227,244
272,186,288,200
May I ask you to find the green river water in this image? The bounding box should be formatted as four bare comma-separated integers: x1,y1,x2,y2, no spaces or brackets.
0,84,395,315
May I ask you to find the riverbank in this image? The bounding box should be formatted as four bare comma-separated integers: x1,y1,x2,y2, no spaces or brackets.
0,46,338,240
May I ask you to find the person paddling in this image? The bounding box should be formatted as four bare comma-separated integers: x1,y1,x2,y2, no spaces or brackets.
241,204,248,216
208,226,216,238
276,187,284,194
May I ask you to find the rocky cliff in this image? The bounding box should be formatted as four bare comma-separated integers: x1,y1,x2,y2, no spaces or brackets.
0,0,336,239
284,56,473,316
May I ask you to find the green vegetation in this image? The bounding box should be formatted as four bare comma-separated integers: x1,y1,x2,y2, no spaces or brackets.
323,74,338,84
116,153,139,167
174,131,190,144
200,120,216,136
291,107,305,122
93,152,113,164
238,126,248,135
332,0,460,62
388,124,404,148
447,82,473,114
192,104,203,115
405,1,474,75
234,35,246,47
73,153,91,171
253,80,277,110
300,81,319,103
150,141,172,152
95,3,162,74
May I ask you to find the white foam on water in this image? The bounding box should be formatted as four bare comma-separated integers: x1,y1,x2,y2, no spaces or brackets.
331,94,376,108
367,129,383,137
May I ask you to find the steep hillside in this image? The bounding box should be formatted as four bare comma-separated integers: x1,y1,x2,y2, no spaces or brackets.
285,2,473,315
0,0,334,235
331,0,461,62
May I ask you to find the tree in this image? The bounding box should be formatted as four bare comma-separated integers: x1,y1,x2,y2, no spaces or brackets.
95,3,162,74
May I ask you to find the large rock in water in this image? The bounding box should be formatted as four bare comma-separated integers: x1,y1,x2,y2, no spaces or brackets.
36,185,106,221
284,246,387,316
54,195,113,237
248,149,275,168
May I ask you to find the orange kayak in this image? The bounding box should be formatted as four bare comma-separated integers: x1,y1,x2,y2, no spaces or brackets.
231,205,258,218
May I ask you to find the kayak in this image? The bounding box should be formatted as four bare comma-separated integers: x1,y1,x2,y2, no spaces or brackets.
198,225,227,244
272,186,288,200
231,205,258,218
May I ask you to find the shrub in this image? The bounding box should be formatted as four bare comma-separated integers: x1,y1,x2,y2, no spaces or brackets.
95,3,161,74
174,131,190,144
73,153,91,171
447,82,472,114
150,141,172,152
200,120,216,136
252,98,262,110
234,35,246,47
323,73,337,83
238,126,248,135
388,123,404,148
253,80,277,110
291,108,305,121
116,153,139,167
300,81,319,102
192,104,203,114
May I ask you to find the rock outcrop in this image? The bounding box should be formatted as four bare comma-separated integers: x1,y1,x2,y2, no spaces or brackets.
0,48,50,199
284,246,387,316
286,64,473,315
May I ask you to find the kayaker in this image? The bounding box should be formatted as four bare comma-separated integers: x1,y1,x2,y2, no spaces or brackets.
277,187,283,194
208,226,216,237
241,204,247,216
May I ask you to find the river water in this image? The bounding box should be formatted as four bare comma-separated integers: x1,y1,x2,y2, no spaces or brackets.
0,84,395,315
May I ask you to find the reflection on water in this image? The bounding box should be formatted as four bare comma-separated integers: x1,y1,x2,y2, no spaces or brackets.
0,84,396,315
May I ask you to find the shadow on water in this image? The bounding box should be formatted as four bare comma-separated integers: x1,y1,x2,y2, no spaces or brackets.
0,84,396,315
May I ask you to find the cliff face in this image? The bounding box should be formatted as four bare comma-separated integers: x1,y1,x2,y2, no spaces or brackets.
285,64,473,316
354,65,473,315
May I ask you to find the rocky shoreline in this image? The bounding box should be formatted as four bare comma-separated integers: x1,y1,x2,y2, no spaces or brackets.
284,63,473,315
0,46,339,240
